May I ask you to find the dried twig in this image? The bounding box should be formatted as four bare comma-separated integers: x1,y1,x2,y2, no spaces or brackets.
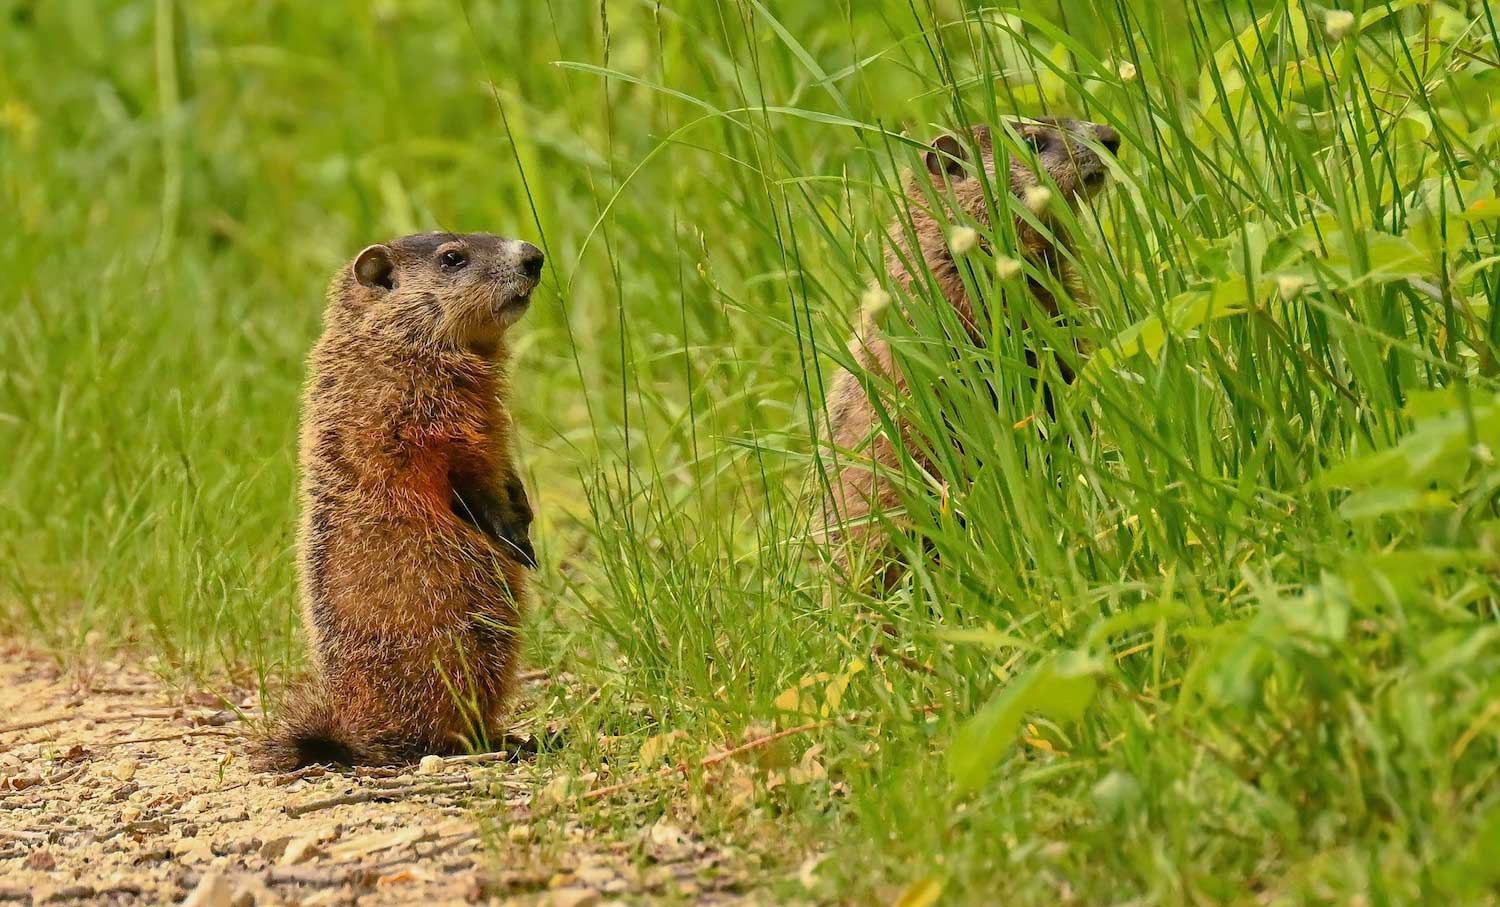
368,829,477,871
0,707,197,737
0,716,73,736
284,781,475,818
0,765,88,798
581,721,824,802
94,728,238,749
266,865,376,887
270,764,330,787
434,749,516,766
87,686,156,696
872,644,938,676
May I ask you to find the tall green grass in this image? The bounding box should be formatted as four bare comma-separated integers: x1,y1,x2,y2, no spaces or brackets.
4,0,1500,902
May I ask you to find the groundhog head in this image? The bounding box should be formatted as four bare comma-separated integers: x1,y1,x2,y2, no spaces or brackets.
886,118,1120,321
332,231,544,354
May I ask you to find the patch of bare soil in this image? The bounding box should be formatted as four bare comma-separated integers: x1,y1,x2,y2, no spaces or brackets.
0,645,791,907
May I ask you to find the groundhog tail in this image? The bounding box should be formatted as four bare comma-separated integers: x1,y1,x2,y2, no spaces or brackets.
256,682,398,770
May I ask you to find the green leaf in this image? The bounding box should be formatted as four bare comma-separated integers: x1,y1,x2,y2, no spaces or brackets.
947,652,1100,795
1338,487,1452,520
1031,650,1101,722
947,663,1040,796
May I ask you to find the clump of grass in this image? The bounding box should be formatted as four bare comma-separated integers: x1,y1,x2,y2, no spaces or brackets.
3,0,1499,902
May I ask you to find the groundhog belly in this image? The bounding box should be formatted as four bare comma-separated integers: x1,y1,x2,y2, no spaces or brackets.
311,512,521,732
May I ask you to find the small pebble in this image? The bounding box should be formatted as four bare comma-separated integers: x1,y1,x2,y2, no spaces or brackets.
111,760,137,782
281,835,320,865
259,836,293,861
181,871,233,907
547,888,601,907
418,755,446,774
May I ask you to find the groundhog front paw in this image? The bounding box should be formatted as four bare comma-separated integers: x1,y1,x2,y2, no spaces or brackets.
451,480,536,569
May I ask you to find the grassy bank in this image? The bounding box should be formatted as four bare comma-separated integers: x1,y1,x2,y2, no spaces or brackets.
4,0,1500,902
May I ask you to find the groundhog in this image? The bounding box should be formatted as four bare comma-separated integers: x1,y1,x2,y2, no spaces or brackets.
819,117,1121,591
261,231,544,768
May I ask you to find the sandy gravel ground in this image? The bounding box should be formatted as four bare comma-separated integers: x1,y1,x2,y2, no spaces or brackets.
0,645,781,907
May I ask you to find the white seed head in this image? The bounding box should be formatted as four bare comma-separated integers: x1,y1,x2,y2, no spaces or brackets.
860,286,892,322
1324,9,1356,40
1117,61,1138,83
996,256,1023,280
1277,274,1309,301
1024,185,1053,213
948,226,980,255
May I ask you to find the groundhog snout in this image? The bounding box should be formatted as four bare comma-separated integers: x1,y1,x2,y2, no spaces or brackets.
1092,123,1121,156
515,242,544,281
1066,121,1121,188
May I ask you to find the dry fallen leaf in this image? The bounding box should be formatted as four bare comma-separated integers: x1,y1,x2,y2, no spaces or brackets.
536,772,575,807
797,853,825,889
639,730,687,766
788,743,827,785
649,820,689,848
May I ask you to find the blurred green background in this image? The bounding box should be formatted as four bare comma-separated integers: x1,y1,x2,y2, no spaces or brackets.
4,0,1500,902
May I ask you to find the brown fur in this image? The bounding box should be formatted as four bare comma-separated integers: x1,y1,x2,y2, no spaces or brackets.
819,118,1121,591
260,231,544,769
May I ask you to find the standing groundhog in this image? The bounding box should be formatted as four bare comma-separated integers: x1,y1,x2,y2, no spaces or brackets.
261,231,544,768
820,118,1120,591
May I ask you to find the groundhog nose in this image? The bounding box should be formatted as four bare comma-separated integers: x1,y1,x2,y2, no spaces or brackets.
517,242,544,280
1094,123,1121,156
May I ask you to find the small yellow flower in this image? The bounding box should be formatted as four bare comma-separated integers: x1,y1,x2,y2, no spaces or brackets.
948,226,980,255
1276,274,1309,300
0,99,38,148
1024,185,1053,213
1117,61,1138,83
1324,9,1356,40
996,256,1023,279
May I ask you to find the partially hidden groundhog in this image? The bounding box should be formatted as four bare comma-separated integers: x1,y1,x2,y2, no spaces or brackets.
820,117,1121,591
262,231,544,768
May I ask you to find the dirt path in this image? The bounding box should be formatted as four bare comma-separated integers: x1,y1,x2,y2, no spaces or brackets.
0,645,778,906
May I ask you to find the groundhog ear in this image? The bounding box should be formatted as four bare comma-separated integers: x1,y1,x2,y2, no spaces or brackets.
352,245,396,291
925,134,968,180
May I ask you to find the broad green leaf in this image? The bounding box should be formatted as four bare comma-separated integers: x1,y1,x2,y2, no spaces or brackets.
947,664,1039,795
1338,486,1452,520
947,652,1100,795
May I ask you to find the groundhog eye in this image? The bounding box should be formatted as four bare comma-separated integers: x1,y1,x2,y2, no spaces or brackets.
1025,133,1048,153
439,250,468,270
